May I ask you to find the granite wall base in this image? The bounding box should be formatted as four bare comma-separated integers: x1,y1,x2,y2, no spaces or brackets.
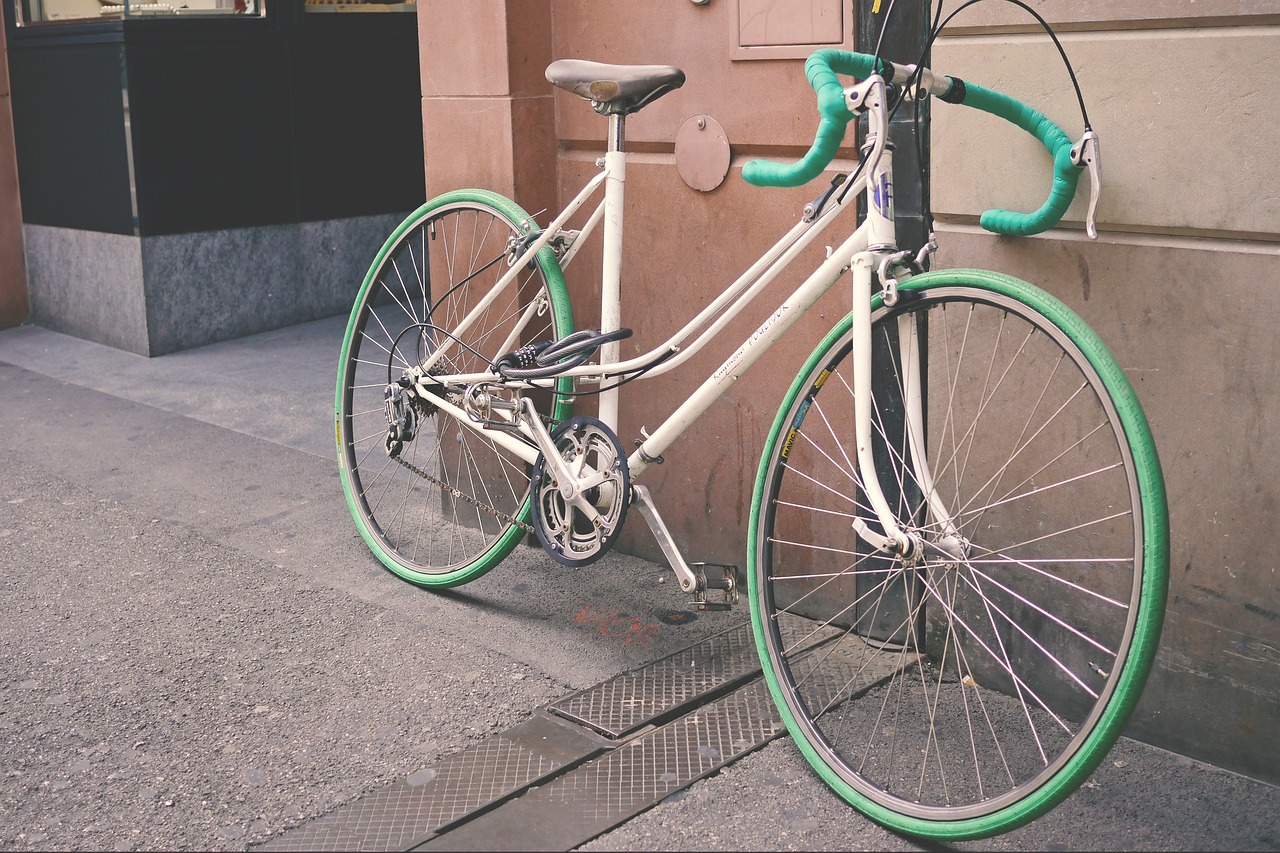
24,214,403,356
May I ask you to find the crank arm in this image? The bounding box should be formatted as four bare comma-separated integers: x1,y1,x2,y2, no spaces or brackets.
521,398,585,501
631,485,699,594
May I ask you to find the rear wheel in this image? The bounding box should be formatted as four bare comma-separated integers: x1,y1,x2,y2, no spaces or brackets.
749,268,1168,839
336,190,574,588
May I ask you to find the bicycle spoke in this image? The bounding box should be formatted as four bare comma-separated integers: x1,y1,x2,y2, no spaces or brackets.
338,197,571,583
752,278,1161,834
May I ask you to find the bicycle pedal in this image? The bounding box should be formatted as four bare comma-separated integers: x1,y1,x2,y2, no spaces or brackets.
689,562,740,610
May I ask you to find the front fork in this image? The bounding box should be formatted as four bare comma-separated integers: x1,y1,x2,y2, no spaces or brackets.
849,251,912,556
848,249,961,560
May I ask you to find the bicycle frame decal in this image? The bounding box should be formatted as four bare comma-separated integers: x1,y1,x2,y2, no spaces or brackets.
712,302,790,383
873,172,894,220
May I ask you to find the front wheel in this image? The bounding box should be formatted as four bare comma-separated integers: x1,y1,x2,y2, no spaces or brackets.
336,190,574,588
748,269,1168,840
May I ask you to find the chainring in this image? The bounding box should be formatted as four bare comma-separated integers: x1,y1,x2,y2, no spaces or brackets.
530,415,630,567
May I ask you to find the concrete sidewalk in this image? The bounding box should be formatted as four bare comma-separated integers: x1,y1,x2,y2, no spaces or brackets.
1,316,1276,852
0,314,348,461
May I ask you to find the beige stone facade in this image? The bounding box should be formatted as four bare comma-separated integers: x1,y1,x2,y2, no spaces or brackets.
930,2,1280,783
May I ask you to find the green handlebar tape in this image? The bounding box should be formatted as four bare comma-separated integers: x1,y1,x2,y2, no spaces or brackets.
743,50,1083,237
743,50,886,188
952,81,1080,236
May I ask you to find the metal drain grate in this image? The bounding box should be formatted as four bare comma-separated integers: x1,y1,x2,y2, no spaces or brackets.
547,621,760,738
413,630,916,851
412,679,786,851
255,616,917,853
254,716,608,853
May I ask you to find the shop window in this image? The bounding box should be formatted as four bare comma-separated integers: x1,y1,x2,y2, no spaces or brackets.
303,0,414,13
15,0,261,24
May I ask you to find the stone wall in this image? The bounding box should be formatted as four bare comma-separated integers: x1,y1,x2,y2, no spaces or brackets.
930,0,1280,783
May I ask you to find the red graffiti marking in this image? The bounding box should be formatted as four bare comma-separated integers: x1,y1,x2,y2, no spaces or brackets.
572,602,661,647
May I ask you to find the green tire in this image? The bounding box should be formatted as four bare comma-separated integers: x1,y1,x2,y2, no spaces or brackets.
337,190,574,588
749,268,1168,840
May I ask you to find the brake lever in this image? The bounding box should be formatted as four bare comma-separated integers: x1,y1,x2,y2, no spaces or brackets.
1070,130,1101,239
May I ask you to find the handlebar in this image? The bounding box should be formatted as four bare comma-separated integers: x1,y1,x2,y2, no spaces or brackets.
740,51,886,190
957,81,1080,236
742,49,1091,238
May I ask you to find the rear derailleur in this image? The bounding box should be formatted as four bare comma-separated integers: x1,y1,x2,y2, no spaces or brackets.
383,374,438,458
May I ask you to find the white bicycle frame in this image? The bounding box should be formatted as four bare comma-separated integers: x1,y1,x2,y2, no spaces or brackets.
413,75,955,557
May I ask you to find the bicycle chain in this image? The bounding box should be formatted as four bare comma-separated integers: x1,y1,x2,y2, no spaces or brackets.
391,453,535,535
386,385,569,537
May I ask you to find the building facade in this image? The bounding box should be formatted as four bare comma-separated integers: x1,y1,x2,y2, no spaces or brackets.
420,0,1280,785
1,0,425,354
929,0,1280,786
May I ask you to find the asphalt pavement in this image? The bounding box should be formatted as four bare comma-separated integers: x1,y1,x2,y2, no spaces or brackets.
1,314,1276,852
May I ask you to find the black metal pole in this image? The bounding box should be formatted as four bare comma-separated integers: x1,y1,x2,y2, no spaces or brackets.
857,0,932,254
854,0,930,646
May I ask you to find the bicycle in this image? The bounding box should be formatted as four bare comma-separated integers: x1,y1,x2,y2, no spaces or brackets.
334,4,1168,840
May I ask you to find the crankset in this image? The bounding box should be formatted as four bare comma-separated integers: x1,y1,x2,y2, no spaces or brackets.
530,416,630,567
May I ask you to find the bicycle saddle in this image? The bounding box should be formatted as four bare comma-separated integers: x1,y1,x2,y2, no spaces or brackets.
545,60,685,116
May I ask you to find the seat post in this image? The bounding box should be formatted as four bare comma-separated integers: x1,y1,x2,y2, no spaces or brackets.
607,113,626,153
598,113,627,430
